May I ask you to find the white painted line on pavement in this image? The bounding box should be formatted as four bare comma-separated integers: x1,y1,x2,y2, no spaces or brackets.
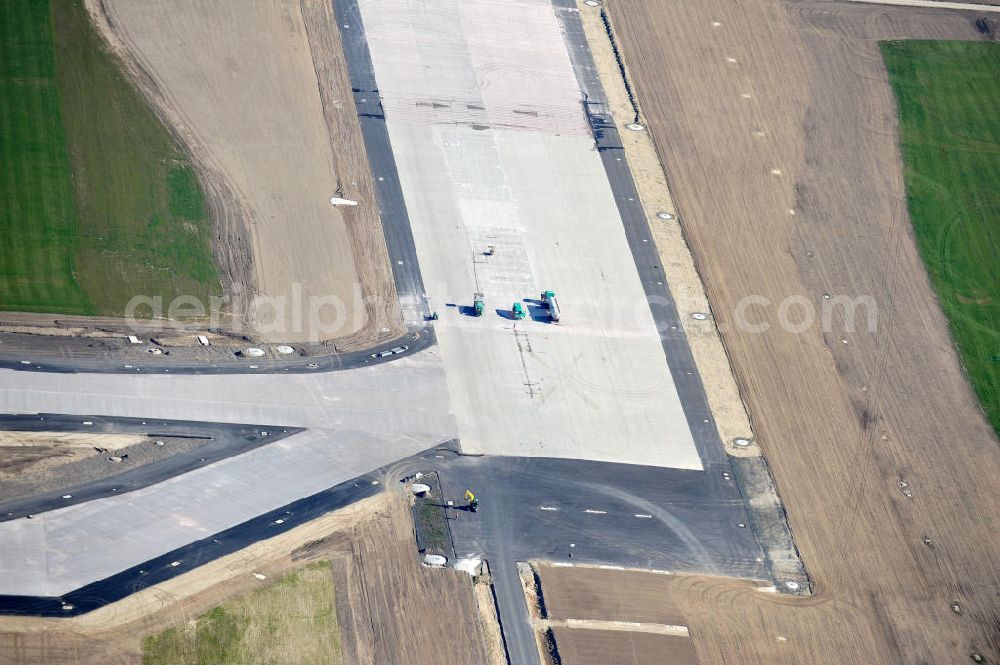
540,506,559,511
635,513,653,519
583,509,608,515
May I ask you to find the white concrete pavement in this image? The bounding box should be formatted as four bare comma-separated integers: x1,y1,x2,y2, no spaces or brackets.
0,348,452,433
359,0,701,469
0,349,456,596
0,427,425,597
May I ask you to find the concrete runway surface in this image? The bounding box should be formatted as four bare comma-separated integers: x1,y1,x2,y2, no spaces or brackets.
0,349,456,597
357,0,701,468
0,425,443,597
0,347,452,431
0,5,793,663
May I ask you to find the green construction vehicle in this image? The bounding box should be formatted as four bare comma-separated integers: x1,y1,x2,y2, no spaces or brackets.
473,292,485,316
541,290,560,322
512,301,526,320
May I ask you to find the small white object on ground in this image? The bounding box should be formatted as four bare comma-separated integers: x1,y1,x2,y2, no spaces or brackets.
453,557,481,576
329,196,359,206
276,345,294,354
411,483,431,495
423,554,447,567
197,335,210,346
245,348,265,357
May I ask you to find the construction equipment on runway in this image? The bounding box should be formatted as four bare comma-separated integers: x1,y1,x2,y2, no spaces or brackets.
512,301,526,320
485,245,496,256
473,292,485,316
541,290,560,322
464,489,479,512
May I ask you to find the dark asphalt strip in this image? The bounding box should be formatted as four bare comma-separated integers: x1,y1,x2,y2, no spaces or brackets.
0,326,434,375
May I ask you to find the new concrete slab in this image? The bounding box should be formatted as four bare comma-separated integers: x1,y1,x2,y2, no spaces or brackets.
0,427,436,597
358,0,701,469
0,347,453,433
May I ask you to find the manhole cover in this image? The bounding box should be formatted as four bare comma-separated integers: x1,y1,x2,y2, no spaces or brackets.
656,211,675,221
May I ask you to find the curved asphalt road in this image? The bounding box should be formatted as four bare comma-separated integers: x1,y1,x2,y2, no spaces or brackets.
0,326,434,375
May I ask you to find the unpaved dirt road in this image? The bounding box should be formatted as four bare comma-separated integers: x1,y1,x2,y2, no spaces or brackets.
604,0,1000,662
87,0,400,345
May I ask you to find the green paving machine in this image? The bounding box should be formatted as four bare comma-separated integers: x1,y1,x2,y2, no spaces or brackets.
473,292,485,316
541,290,560,322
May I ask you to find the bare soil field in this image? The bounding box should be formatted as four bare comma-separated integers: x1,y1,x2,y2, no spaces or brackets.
552,628,699,665
537,564,686,626
602,0,1000,662
85,0,400,345
320,495,490,665
0,431,209,504
0,430,140,481
0,493,490,665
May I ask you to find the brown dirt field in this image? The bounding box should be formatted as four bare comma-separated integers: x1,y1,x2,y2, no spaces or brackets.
325,494,490,665
85,0,401,345
0,431,142,479
552,628,699,665
0,493,492,665
600,0,1000,663
537,564,685,626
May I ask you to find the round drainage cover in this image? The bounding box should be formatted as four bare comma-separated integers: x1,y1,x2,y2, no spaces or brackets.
656,211,675,221
424,554,447,567
691,312,708,321
626,123,645,131
734,437,752,447
245,347,265,357
411,483,431,495
276,345,294,354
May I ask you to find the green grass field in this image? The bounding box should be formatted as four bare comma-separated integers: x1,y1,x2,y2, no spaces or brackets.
881,40,1000,437
143,561,343,665
0,0,220,316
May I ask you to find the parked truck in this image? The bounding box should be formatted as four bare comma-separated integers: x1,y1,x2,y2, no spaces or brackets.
541,290,560,322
